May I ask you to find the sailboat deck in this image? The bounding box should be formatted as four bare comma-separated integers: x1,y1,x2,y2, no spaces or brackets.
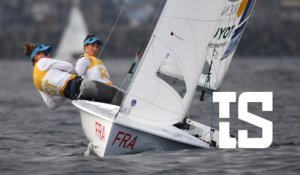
73,100,210,148
72,100,119,122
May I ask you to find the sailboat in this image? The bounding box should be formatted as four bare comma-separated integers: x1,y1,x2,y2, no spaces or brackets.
55,0,88,62
72,0,256,157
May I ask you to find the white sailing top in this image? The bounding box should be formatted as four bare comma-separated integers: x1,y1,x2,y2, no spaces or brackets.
33,58,77,110
39,91,66,110
75,54,112,85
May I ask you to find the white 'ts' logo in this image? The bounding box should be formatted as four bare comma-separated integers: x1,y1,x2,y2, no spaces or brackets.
213,92,273,148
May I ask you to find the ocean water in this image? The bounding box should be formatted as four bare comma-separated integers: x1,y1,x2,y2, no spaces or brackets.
0,58,299,175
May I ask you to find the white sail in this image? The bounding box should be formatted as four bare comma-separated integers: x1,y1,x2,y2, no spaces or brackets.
119,0,226,125
159,0,256,90
198,0,256,90
55,3,88,62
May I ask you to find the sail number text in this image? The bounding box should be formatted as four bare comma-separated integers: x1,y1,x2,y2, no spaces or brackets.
95,121,105,141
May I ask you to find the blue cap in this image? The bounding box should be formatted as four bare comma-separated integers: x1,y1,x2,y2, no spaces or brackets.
30,44,52,60
84,36,103,46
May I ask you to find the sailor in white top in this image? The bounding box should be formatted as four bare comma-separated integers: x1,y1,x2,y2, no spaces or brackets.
24,43,80,109
76,35,113,85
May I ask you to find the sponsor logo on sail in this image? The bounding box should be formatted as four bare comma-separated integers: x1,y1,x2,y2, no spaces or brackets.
131,99,137,107
222,4,239,17
214,25,235,40
221,22,246,60
207,41,228,59
237,0,249,17
239,0,256,24
207,42,228,49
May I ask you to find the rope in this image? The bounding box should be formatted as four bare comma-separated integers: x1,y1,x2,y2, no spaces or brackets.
202,60,215,143
209,84,214,142
97,0,128,109
202,0,228,144
98,0,128,58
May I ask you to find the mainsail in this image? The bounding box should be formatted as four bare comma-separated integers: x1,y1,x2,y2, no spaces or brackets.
120,0,227,125
55,1,88,62
159,0,256,90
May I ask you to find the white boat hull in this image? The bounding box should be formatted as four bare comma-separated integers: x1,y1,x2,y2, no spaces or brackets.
73,100,218,157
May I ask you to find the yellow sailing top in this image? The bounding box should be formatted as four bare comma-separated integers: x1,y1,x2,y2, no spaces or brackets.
76,54,112,85
33,58,76,96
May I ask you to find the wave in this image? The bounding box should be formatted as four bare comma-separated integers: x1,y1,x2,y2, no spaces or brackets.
271,142,300,147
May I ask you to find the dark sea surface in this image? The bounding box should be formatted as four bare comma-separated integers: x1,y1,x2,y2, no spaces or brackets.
0,58,299,175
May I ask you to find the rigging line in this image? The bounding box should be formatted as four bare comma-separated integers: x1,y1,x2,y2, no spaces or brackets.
99,0,128,111
117,0,165,90
209,0,228,85
115,1,167,116
114,36,156,119
203,60,215,142
123,0,165,86
151,0,165,28
207,0,233,141
127,0,165,82
205,68,215,142
99,0,128,58
210,83,215,142
114,0,165,111
137,0,165,55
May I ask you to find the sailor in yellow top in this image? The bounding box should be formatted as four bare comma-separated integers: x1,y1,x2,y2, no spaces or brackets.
76,35,113,85
24,43,82,110
24,42,124,110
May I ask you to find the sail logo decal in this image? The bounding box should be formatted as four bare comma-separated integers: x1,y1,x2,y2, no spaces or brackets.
239,0,256,24
208,25,235,59
207,41,228,59
213,25,235,40
112,131,138,150
222,3,240,17
237,0,248,17
95,121,105,141
221,22,246,60
207,42,227,50
131,99,137,107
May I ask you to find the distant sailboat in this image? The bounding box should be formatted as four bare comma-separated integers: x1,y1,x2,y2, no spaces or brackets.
55,0,88,62
73,0,256,157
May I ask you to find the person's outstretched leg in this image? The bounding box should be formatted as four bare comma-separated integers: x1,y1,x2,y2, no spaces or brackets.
79,79,124,105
